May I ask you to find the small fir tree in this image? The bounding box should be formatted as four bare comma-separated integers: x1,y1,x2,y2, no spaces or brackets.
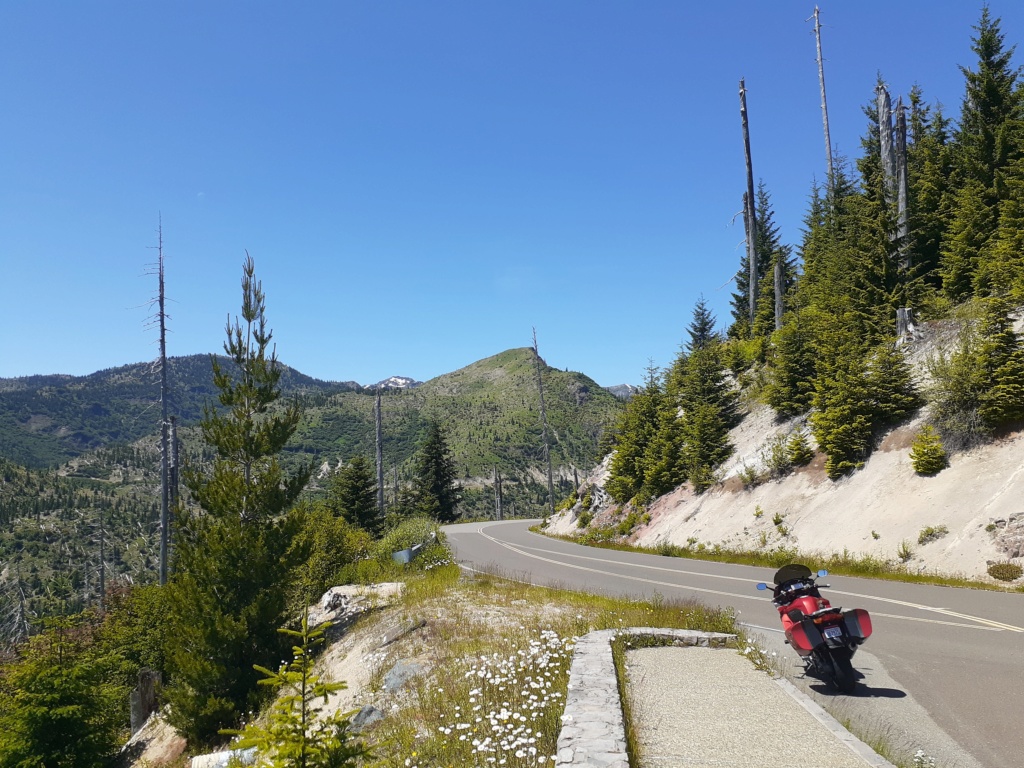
787,428,815,467
222,611,369,768
413,422,461,523
327,456,382,536
910,425,949,475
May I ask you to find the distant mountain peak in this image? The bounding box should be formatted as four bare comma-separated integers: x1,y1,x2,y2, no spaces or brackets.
373,375,421,390
605,384,639,400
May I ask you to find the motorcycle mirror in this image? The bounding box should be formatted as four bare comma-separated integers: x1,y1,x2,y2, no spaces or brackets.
756,583,768,590
817,569,828,578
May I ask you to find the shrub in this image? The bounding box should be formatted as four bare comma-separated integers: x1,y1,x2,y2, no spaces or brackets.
772,512,784,526
987,562,1023,581
910,426,948,476
580,492,593,511
738,463,766,489
897,540,914,562
576,510,593,529
762,434,792,478
374,517,442,562
787,428,815,467
555,490,578,512
918,525,949,545
617,510,643,536
753,505,764,518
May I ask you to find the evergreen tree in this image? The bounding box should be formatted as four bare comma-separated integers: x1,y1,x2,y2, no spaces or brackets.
763,307,820,418
165,255,311,744
606,367,663,504
0,616,121,768
413,422,461,523
810,319,874,479
941,181,995,301
687,296,717,351
906,87,953,289
327,456,381,536
865,340,921,426
910,425,948,475
941,7,1022,300
730,183,795,338
976,297,1024,426
786,428,815,467
955,7,1021,202
662,302,737,494
221,612,369,768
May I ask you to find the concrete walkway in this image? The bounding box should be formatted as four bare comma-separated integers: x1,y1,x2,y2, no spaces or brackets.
626,646,889,768
555,628,894,768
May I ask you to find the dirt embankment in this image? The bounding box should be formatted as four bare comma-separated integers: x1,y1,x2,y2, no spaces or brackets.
549,320,1024,580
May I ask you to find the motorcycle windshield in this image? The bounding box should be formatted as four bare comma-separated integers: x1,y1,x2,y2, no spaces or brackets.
773,563,813,585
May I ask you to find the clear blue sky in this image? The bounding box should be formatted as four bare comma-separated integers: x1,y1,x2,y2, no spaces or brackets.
1,2,1019,387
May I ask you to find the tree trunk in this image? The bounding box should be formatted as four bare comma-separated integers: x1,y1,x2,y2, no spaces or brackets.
877,84,897,204
532,328,556,518
739,80,758,327
157,220,170,587
895,97,910,269
811,7,834,191
375,389,385,514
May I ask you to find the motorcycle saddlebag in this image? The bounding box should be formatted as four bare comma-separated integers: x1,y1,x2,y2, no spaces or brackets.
843,608,872,641
788,617,824,652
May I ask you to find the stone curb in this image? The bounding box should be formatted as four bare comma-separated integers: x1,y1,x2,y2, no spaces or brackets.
772,676,897,768
555,628,736,767
555,628,896,768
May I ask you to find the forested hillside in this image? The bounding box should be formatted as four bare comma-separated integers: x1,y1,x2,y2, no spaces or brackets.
603,8,1024,506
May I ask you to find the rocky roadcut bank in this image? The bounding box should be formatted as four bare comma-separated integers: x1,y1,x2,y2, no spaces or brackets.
548,399,1024,579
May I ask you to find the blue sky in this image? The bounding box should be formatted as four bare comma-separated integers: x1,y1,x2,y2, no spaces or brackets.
1,2,1020,387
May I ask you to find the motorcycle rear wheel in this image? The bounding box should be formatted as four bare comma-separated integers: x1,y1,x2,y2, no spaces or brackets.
826,647,857,693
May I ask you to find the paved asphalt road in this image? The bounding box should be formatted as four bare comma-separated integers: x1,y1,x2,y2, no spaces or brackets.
445,520,1024,768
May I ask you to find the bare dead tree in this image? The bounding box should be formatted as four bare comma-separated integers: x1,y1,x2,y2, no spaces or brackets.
493,466,504,520
809,7,834,189
146,218,172,586
375,388,385,514
532,328,556,518
877,85,912,270
169,416,180,511
739,79,758,326
895,97,910,269
877,84,898,204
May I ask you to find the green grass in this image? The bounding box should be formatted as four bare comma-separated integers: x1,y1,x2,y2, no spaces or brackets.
537,527,1023,592
351,562,735,768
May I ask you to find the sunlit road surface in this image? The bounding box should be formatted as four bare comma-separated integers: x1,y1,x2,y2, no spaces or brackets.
446,519,1024,768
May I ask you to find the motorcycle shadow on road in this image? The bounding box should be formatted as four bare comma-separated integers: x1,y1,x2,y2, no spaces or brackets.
803,668,908,699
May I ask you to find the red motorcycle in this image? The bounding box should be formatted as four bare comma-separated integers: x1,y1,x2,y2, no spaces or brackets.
757,563,872,693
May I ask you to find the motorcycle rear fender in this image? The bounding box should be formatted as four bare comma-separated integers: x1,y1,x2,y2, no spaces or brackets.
843,608,872,641
787,617,824,653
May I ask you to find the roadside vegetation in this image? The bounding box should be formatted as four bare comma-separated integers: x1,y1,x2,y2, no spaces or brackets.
539,527,1021,592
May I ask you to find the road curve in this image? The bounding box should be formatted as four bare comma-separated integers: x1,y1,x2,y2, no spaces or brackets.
446,519,1024,768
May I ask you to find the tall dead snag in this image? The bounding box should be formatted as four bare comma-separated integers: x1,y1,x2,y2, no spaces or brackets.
493,466,504,520
149,218,172,586
895,98,910,268
739,79,758,327
877,85,911,270
877,85,897,202
809,6,834,190
375,388,385,514
532,328,556,518
170,416,180,510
